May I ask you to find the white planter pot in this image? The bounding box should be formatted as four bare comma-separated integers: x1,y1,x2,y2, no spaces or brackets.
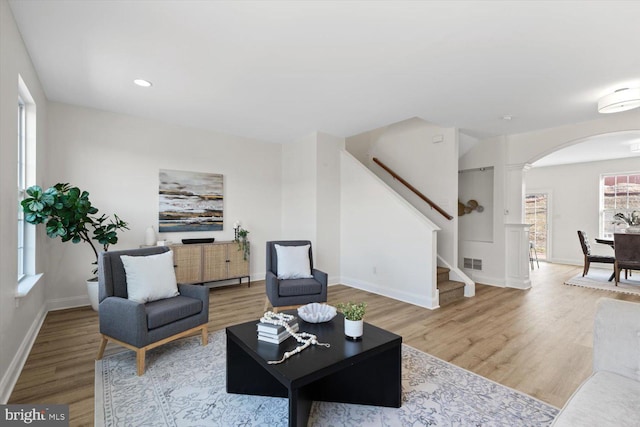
344,319,363,339
87,279,99,312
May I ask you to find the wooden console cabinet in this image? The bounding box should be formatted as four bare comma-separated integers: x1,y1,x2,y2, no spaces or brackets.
169,241,250,287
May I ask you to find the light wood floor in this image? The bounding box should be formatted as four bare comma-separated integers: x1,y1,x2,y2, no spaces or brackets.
9,262,640,426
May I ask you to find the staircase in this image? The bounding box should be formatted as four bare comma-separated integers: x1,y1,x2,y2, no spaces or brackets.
437,267,465,306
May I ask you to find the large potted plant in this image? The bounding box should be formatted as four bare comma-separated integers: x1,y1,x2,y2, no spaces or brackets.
21,183,129,310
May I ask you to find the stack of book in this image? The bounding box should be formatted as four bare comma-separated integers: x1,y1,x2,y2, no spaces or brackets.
257,317,299,344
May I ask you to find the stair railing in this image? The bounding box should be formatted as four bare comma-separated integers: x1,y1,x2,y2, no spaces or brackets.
372,157,453,220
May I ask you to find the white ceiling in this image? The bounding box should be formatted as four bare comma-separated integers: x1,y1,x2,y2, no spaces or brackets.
8,1,640,147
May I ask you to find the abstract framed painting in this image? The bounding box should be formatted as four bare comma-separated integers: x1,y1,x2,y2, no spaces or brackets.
158,169,223,232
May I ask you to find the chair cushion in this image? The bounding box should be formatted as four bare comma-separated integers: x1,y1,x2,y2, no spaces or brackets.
145,295,202,330
121,250,179,303
275,244,313,279
279,278,322,297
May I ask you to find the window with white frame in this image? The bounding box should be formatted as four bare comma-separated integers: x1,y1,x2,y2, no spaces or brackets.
17,75,38,293
601,173,640,238
18,96,26,280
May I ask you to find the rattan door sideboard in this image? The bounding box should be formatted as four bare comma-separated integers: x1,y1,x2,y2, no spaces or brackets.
170,241,250,287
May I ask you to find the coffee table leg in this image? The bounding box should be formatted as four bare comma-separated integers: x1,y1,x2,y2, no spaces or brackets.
226,335,287,398
289,387,313,427
306,343,402,408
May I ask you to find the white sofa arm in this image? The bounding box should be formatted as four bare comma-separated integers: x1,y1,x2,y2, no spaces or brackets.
593,298,640,381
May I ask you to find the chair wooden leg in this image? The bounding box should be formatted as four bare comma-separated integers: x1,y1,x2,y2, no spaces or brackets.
583,258,590,277
614,263,619,286
96,335,108,360
201,325,208,346
264,296,271,312
136,349,146,376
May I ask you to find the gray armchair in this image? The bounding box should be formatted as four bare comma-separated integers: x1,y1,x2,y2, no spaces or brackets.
96,246,209,375
265,240,327,310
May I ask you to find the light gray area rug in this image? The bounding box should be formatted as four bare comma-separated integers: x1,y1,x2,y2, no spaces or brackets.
564,268,640,296
96,330,558,426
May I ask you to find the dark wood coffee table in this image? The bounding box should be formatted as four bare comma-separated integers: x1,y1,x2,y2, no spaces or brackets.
226,314,402,427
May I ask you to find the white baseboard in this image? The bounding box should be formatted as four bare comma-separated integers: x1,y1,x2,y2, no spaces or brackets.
466,272,506,287
327,276,341,286
548,258,582,266
340,276,439,310
506,277,532,290
0,303,47,404
47,295,90,312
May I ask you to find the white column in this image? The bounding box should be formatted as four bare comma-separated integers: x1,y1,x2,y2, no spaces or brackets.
505,224,532,289
504,163,531,223
502,163,532,289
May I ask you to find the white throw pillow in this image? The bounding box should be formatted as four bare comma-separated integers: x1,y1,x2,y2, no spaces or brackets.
275,244,313,280
121,250,179,303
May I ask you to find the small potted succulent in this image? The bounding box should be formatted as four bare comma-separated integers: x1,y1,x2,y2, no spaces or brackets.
337,301,367,340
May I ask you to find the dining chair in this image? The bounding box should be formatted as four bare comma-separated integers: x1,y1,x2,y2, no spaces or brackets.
613,233,640,285
529,241,539,270
577,230,615,277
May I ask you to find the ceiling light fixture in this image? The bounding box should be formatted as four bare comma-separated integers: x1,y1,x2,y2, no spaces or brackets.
502,115,513,121
133,79,152,88
598,87,640,114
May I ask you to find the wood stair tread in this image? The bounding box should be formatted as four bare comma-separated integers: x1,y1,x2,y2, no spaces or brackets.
437,280,465,292
436,267,465,306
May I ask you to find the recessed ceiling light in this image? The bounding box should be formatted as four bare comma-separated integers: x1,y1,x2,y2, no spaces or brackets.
133,79,152,88
502,115,513,121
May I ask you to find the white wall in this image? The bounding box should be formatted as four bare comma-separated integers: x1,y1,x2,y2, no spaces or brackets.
0,0,49,403
525,157,640,265
340,151,440,309
345,118,459,267
46,102,283,306
315,132,344,282
281,132,344,282
458,167,494,243
459,137,507,286
281,134,317,243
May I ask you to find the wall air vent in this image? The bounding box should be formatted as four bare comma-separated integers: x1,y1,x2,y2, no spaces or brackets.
464,258,482,270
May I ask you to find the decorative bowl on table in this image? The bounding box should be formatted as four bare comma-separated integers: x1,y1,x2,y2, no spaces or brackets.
297,303,337,323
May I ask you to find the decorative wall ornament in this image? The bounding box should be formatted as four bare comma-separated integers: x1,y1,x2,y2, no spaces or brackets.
458,199,484,216
159,169,223,232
